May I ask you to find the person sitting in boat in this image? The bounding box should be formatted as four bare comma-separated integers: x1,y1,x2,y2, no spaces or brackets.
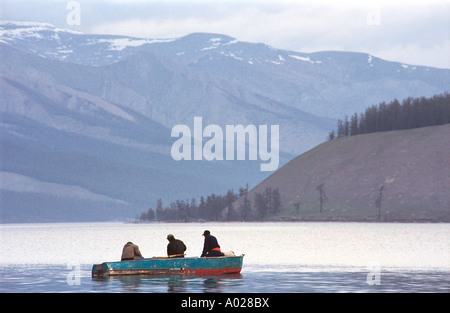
201,230,224,257
121,242,144,261
167,234,187,258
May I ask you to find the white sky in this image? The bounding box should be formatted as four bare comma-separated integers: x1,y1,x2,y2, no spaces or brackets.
1,0,449,68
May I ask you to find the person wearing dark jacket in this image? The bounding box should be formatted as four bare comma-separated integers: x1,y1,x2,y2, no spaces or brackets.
201,230,224,257
167,234,187,257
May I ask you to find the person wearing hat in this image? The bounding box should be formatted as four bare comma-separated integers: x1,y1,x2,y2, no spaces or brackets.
201,230,224,257
167,234,187,258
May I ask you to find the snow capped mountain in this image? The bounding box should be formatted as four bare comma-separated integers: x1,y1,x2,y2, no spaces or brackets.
0,21,448,222
0,22,312,67
2,21,440,81
0,21,169,66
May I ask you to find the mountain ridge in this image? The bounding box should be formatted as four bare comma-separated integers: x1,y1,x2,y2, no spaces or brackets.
1,20,449,222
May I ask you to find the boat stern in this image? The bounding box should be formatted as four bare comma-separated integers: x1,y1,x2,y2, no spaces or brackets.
92,262,111,277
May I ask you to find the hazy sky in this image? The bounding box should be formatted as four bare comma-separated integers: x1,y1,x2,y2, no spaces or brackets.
1,0,449,68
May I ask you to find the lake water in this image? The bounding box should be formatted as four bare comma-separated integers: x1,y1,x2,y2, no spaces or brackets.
0,222,449,293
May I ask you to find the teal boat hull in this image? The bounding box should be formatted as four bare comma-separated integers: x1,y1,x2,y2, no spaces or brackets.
92,255,244,277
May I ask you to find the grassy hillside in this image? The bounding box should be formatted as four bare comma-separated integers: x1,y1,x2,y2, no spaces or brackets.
243,124,450,222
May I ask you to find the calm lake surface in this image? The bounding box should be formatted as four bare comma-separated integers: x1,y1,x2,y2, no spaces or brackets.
0,222,449,293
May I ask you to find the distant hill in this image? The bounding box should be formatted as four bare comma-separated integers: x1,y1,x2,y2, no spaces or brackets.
243,124,450,222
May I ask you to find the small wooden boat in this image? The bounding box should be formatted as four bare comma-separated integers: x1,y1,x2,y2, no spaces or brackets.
92,255,244,277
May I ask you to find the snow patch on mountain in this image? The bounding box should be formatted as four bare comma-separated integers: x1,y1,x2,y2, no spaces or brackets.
289,54,317,64
201,36,238,51
220,51,244,61
0,20,82,38
95,37,175,51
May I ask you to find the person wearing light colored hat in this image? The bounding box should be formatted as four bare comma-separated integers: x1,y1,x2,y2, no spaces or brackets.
166,234,186,258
